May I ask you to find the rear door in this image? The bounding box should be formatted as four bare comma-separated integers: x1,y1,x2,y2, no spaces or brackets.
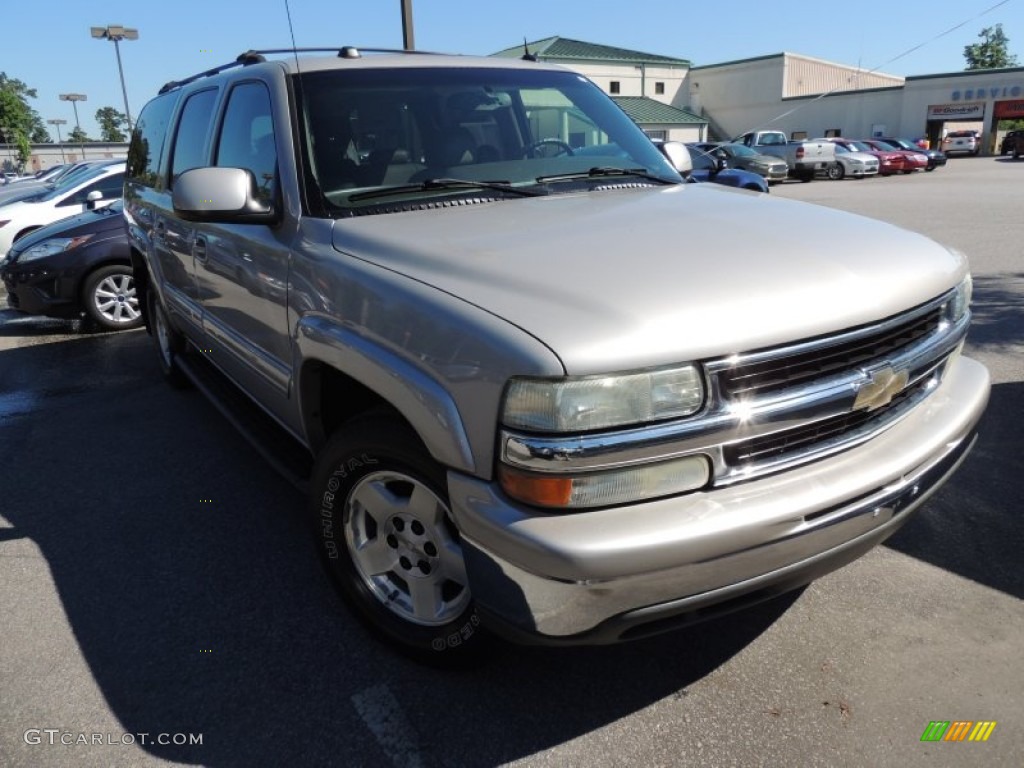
158,87,221,337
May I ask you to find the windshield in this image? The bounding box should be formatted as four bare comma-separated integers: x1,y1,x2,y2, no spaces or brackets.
35,166,111,202
296,66,679,214
722,143,759,158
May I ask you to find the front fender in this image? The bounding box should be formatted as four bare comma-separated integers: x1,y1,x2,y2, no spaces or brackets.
295,314,476,474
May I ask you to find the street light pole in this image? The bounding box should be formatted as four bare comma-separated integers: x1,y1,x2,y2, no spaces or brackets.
91,25,139,131
47,119,68,164
59,93,88,160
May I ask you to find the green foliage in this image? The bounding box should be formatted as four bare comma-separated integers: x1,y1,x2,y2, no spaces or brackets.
0,72,47,163
68,125,91,143
95,106,128,142
964,24,1019,70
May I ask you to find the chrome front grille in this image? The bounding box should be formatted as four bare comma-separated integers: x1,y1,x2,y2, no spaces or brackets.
717,306,942,399
722,377,931,467
708,292,963,483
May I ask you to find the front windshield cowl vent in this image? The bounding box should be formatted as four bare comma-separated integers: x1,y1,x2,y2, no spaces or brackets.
592,182,661,192
342,196,504,218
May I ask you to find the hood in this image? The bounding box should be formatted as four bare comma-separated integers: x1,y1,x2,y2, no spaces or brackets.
331,185,965,375
7,204,124,254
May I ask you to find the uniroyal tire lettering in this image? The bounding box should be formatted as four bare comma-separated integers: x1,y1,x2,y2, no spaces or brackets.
429,613,480,652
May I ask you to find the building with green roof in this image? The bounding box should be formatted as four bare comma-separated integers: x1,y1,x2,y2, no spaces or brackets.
492,37,706,142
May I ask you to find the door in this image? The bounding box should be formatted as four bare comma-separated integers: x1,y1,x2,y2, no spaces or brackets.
157,87,220,335
195,80,292,400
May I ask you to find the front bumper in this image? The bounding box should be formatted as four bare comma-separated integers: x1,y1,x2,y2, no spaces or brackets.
0,262,79,318
449,356,988,644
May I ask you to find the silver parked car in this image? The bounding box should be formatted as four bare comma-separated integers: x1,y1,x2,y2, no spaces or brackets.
126,47,988,660
820,140,880,179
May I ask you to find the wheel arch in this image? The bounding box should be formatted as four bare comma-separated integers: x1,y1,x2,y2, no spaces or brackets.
295,315,476,475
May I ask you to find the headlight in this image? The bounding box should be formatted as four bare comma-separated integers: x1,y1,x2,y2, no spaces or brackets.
503,365,704,432
499,455,710,508
17,235,94,263
949,274,973,322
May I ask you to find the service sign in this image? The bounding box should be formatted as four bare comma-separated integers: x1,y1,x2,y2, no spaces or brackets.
927,102,986,119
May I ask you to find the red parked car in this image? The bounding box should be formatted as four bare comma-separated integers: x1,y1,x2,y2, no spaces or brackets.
861,139,929,174
829,138,904,176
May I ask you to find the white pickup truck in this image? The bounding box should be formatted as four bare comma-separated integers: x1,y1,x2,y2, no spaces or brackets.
735,130,836,181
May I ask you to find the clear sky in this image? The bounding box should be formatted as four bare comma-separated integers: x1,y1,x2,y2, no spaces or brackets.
4,0,1023,140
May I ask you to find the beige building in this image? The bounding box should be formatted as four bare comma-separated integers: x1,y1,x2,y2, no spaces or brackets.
497,38,1024,155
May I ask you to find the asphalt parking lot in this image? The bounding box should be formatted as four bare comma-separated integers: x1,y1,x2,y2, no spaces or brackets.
0,156,1021,767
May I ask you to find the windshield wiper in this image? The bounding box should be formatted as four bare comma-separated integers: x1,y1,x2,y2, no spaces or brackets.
347,178,546,203
536,167,679,185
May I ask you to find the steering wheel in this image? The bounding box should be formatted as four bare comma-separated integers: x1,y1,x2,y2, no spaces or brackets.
523,139,575,158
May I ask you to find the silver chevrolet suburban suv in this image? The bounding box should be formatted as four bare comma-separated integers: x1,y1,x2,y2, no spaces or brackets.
125,48,989,659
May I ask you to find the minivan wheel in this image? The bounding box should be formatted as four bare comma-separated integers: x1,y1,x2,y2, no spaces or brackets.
310,415,484,661
147,289,190,389
82,265,143,331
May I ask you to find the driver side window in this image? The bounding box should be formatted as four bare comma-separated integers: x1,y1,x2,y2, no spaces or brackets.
216,81,277,207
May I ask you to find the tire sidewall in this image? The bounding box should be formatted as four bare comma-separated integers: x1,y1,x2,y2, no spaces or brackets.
146,289,190,388
310,420,483,658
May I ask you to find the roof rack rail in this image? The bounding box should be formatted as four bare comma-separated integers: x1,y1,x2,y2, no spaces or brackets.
157,46,447,94
246,46,446,58
158,50,267,94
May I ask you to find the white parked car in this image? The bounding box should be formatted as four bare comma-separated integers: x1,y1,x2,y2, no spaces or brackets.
0,162,124,256
818,140,880,179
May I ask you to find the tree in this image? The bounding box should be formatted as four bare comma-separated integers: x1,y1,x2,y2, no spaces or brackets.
68,125,91,143
95,106,128,142
964,24,1019,70
0,72,47,161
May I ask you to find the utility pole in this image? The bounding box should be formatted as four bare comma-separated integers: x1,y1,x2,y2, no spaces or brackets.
400,0,415,51
47,119,68,164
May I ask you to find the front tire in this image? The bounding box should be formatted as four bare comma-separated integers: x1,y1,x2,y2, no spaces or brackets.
82,265,143,331
827,163,844,181
309,415,483,661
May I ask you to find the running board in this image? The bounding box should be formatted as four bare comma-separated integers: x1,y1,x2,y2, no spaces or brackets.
176,352,312,494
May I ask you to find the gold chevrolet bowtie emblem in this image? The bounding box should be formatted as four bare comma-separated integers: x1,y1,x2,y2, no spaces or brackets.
854,366,909,411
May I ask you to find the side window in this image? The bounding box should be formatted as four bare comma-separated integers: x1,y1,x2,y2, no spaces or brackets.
58,173,126,206
126,92,179,187
170,88,219,184
215,82,277,206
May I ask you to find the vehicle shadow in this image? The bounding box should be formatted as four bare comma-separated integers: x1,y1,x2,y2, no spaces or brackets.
0,333,797,767
965,272,1024,348
0,308,79,337
884,378,1023,600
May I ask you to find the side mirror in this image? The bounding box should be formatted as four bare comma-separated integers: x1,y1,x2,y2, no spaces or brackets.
172,167,276,224
86,189,103,210
658,141,692,177
715,156,728,172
